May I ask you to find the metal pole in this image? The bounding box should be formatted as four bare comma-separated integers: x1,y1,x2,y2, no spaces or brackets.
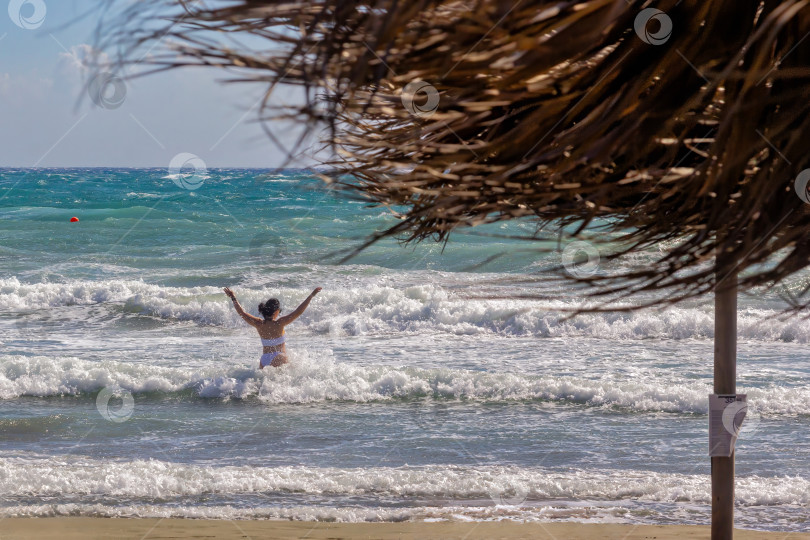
712,269,737,539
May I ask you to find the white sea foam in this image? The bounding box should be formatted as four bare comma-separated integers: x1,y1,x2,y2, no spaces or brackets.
161,173,211,181
124,192,162,199
0,503,423,522
3,500,798,530
1,355,808,415
4,277,810,342
0,457,806,508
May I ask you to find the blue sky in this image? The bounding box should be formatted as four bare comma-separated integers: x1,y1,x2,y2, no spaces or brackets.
0,0,317,167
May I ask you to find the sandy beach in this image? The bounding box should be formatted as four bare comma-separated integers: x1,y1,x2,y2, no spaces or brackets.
0,519,806,540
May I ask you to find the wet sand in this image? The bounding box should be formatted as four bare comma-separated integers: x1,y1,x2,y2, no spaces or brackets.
0,518,807,539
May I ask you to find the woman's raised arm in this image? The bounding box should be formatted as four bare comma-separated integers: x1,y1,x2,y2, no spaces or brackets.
224,287,263,327
277,287,322,326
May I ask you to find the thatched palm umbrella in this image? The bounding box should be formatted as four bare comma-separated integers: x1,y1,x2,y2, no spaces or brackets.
102,1,810,537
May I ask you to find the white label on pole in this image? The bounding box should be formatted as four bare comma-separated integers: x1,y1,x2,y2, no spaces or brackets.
709,394,747,457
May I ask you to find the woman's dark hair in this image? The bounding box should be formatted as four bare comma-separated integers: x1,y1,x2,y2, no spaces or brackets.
258,298,280,319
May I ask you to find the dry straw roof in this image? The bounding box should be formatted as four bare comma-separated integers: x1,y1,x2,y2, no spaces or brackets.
104,0,810,310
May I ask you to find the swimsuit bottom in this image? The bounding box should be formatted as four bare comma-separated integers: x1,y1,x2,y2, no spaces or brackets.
260,351,281,368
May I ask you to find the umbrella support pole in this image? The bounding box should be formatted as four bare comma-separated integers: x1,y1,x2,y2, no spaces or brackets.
712,269,737,540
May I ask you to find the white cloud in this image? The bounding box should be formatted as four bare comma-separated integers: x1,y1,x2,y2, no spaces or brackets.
58,44,112,76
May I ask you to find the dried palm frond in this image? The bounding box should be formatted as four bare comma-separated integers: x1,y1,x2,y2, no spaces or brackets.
100,0,810,310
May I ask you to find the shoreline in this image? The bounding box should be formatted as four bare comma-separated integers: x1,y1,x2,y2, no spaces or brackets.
0,519,807,540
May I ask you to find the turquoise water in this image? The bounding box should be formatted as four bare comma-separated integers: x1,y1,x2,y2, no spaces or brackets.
1,168,809,530
0,167,550,278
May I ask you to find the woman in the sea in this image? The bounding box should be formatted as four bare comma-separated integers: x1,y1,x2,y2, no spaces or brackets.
223,286,322,368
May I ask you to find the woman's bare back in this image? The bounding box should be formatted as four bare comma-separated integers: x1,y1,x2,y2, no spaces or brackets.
257,319,287,365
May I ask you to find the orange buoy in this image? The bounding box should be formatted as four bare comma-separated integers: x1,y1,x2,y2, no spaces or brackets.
70,217,79,222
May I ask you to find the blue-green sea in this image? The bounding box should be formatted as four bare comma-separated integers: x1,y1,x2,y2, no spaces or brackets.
1,168,808,530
